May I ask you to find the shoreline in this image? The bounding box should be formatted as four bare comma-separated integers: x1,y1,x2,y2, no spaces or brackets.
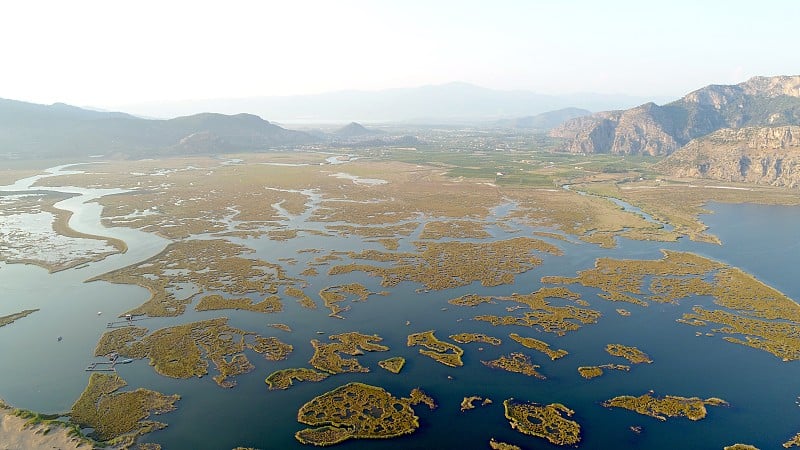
0,400,95,449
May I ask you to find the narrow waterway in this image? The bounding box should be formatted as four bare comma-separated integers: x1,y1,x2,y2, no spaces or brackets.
0,164,170,410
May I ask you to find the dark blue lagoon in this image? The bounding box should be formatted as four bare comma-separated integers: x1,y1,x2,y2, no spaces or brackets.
2,163,800,450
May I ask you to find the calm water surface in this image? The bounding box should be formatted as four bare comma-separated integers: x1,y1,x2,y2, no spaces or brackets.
1,169,799,449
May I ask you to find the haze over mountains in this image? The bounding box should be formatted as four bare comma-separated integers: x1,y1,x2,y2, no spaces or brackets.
4,75,800,187
113,82,666,122
0,98,314,158
495,108,592,131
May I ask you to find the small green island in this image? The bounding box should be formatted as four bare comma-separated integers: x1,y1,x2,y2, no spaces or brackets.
577,364,630,379
295,382,435,446
377,356,406,374
509,333,568,360
265,368,329,390
0,309,39,328
407,330,464,367
482,352,545,379
605,343,652,364
489,438,521,450
309,332,389,374
93,318,292,388
503,399,581,446
460,395,492,412
602,392,728,421
449,332,502,346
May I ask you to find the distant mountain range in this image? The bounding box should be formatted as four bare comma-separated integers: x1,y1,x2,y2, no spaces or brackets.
0,96,593,159
6,75,800,188
112,82,666,122
0,98,315,158
495,107,592,130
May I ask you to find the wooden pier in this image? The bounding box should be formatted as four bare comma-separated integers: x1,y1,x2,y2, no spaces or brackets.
106,313,146,328
85,353,134,372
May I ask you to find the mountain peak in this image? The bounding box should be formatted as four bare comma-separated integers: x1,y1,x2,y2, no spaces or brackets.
0,98,316,158
334,122,383,137
739,75,800,98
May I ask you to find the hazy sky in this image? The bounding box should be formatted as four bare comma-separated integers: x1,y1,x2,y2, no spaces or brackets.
2,0,798,107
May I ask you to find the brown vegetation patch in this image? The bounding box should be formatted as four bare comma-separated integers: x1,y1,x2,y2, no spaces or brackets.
0,309,38,328
70,373,179,443
605,344,652,364
419,220,491,239
92,239,296,317
503,399,581,446
318,283,374,318
577,364,630,379
504,187,678,248
602,392,727,421
377,357,406,374
295,382,434,446
93,318,291,387
471,288,600,336
543,250,800,361
449,333,502,346
265,368,329,390
195,294,283,313
309,332,389,374
407,330,464,367
508,333,568,360
482,353,545,379
581,179,800,244
331,237,561,291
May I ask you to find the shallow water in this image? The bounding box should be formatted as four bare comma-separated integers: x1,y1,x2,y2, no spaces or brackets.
1,165,799,449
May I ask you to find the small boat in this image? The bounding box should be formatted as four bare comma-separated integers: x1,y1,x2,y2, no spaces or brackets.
97,311,102,315
57,336,62,342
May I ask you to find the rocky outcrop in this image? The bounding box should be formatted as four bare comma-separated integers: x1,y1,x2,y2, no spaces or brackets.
551,75,800,155
659,126,800,187
550,112,618,153
550,103,682,155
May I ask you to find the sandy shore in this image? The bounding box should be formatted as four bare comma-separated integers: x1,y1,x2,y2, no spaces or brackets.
0,402,92,450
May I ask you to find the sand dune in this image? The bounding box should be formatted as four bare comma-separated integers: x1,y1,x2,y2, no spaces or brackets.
0,401,90,450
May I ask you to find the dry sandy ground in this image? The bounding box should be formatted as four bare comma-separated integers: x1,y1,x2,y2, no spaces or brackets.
0,406,91,450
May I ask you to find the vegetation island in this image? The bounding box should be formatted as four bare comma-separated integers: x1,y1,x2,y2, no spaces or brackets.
294,382,435,446
603,392,728,421
503,399,581,446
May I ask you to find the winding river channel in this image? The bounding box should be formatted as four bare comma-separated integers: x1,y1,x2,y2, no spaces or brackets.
0,164,169,410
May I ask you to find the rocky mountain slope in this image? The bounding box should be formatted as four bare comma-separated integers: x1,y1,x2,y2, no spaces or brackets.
659,126,800,187
0,98,316,158
550,75,800,155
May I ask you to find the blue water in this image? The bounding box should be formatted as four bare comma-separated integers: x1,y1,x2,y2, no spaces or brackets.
2,178,800,449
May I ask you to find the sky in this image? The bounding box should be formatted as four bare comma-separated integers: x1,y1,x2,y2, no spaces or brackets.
1,0,798,108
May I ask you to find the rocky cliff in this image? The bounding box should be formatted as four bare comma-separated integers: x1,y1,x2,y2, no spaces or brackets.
659,126,800,187
550,75,800,155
